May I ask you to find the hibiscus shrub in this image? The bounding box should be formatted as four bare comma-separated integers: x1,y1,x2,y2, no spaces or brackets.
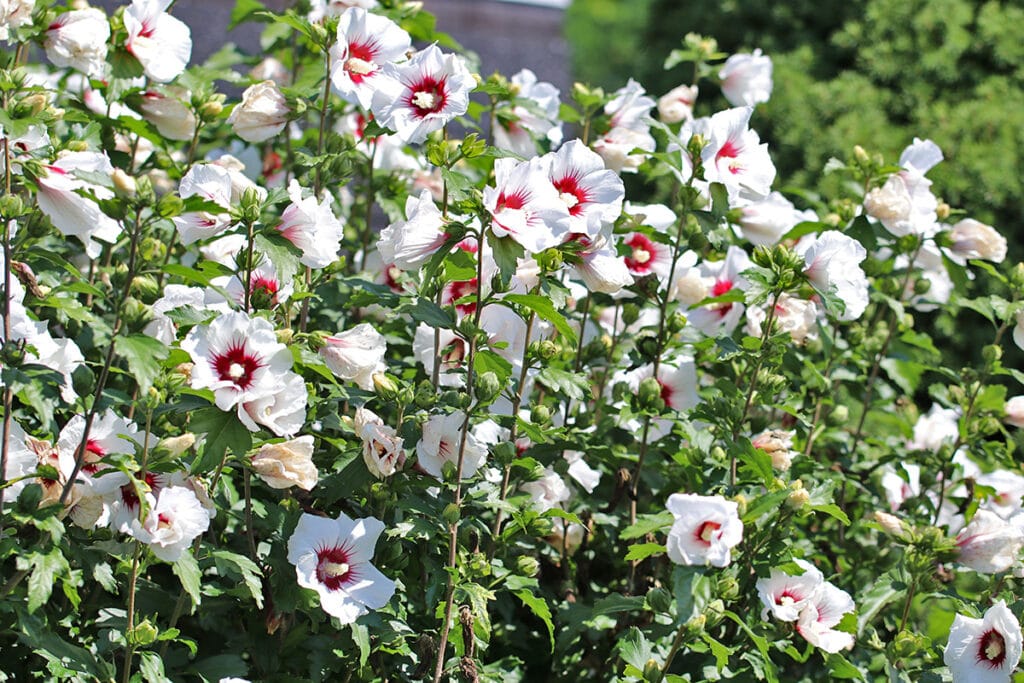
1,1,1024,682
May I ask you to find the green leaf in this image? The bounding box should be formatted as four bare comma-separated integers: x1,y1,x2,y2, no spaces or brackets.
824,652,865,680
809,502,851,525
403,298,456,330
27,548,69,613
723,611,779,683
734,438,774,487
624,542,666,562
115,334,169,394
514,590,555,651
535,367,590,401
255,10,311,38
503,293,577,345
229,0,267,29
621,511,675,540
254,232,301,284
172,551,202,609
190,408,253,475
616,627,653,671
474,349,513,385
673,566,710,623
702,633,732,671
488,233,526,288
212,550,264,608
857,570,905,635
350,622,371,669
138,651,170,683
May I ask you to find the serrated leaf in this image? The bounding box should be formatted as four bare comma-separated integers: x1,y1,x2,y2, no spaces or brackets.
138,651,169,683
624,542,665,562
514,590,554,651
734,438,774,486
190,408,253,475
212,550,264,608
115,334,169,394
535,367,589,401
621,511,675,540
27,549,68,613
474,349,513,385
702,633,732,670
616,627,653,671
172,551,202,609
230,0,267,29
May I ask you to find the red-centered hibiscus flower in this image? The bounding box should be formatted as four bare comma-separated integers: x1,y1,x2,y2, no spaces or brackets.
622,232,672,279
371,45,473,144
546,140,624,238
945,601,1023,683
698,106,775,201
330,7,410,109
181,311,294,412
485,157,571,254
123,0,192,83
287,512,396,623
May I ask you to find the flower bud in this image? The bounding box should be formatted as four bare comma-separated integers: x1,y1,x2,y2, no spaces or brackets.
199,99,224,119
474,371,501,403
241,186,263,223
442,503,461,525
516,555,540,577
717,575,740,601
492,441,516,466
66,140,88,152
873,510,906,536
109,168,136,196
0,193,24,219
786,486,810,510
684,613,707,638
251,436,318,491
637,377,663,411
935,201,951,221
276,328,294,345
853,145,869,165
642,659,661,683
646,586,673,613
372,372,400,400
827,404,850,425
530,404,551,425
158,433,196,457
129,619,159,647
982,344,1003,365
414,380,436,409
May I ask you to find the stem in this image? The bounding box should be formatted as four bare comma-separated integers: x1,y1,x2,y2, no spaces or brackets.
59,209,144,506
0,135,13,532
242,219,257,313
433,231,486,683
243,468,258,559
299,47,333,330
897,577,917,633
121,544,143,683
356,141,378,274
729,293,781,488
658,625,688,682
490,311,536,548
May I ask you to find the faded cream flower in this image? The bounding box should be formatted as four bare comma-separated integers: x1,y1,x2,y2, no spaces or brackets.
251,435,318,491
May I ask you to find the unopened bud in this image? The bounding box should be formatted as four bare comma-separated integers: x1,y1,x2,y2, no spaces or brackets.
66,140,88,152
853,145,869,165
637,376,663,411
913,276,931,295
474,370,501,402
0,193,23,219
982,344,1003,365
642,659,661,683
786,487,810,509
621,303,640,326
372,372,399,399
827,404,850,426
276,328,294,345
936,202,951,221
530,404,551,425
645,586,672,613
516,555,540,577
199,100,224,119
442,503,460,525
873,511,905,536
129,619,159,647
111,168,136,196
21,93,48,116
537,339,558,360
159,433,196,457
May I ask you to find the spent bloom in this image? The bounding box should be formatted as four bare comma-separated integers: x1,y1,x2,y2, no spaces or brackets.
138,88,197,141
36,151,122,259
0,0,34,42
665,493,743,567
287,511,396,623
658,83,698,124
354,407,404,479
320,323,387,391
129,486,211,562
795,581,856,653
948,218,1007,263
228,81,290,143
251,436,319,491
863,138,943,238
376,190,449,270
944,600,1022,683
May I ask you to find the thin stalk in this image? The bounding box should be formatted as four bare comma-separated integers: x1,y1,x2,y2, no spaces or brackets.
356,141,378,274
729,293,780,488
0,135,13,531
299,48,333,331
490,311,536,547
658,625,688,682
433,231,486,683
122,407,153,683
242,219,257,313
59,209,145,506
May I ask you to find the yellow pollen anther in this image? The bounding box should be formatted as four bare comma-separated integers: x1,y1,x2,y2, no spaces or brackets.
559,192,579,209
633,248,651,264
228,363,246,380
322,561,350,578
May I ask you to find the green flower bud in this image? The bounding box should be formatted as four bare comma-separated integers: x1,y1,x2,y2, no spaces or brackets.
241,186,263,224
717,575,740,601
157,194,184,218
414,380,436,409
0,194,24,219
474,370,501,403
372,372,400,400
637,376,663,411
684,613,707,638
853,145,870,165
442,503,461,525
492,440,517,466
129,619,159,647
982,344,1003,365
913,276,932,295
111,169,136,196
530,404,551,425
642,659,661,683
827,404,850,426
131,275,160,302
645,586,673,614
786,487,810,510
516,555,540,577
66,140,88,152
